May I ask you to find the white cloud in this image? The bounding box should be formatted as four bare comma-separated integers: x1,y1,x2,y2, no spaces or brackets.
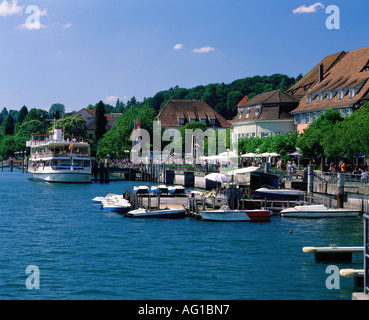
293,3,325,14
17,22,47,30
173,44,184,50
192,46,215,54
106,96,120,103
52,22,72,29
0,0,24,17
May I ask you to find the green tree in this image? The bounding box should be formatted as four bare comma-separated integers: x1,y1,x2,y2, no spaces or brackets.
23,108,49,123
95,101,107,142
1,114,15,136
297,109,343,160
49,103,66,120
55,115,87,139
17,105,28,124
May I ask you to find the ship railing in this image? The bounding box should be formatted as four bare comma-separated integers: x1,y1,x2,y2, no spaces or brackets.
28,139,89,146
32,152,90,159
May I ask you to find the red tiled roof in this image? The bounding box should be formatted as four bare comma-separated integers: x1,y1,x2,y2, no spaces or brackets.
157,100,231,128
291,46,369,114
232,90,299,123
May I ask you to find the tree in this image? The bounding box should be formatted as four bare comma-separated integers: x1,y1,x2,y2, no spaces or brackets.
49,103,66,120
24,108,49,123
297,109,343,160
97,104,156,158
55,115,87,139
95,101,107,142
0,107,8,126
1,114,15,136
17,106,28,124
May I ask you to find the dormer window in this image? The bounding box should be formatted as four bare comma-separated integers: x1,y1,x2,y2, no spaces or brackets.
255,106,260,116
304,84,312,91
327,91,333,101
209,119,215,125
190,118,196,123
179,118,185,125
238,109,243,119
246,108,250,118
337,90,344,101
201,118,207,124
348,88,355,100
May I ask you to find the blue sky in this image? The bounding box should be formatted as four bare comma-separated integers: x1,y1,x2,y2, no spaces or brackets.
0,0,368,112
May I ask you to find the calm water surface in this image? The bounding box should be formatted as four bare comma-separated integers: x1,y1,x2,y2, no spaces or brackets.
0,170,364,300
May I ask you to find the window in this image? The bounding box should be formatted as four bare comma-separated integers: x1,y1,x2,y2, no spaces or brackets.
238,109,243,119
255,106,260,116
246,108,250,118
337,90,344,101
209,119,216,125
88,133,94,140
179,118,185,125
201,119,207,124
190,118,196,123
304,83,312,91
348,88,355,100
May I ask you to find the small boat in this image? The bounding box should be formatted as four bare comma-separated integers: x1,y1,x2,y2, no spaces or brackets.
126,207,186,219
280,204,361,218
101,198,131,213
92,193,124,204
151,185,168,194
252,188,305,200
168,186,186,195
199,205,271,222
133,186,149,194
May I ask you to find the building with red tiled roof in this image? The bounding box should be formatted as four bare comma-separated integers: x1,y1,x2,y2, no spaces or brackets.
72,108,121,141
232,90,300,140
157,100,231,129
289,46,369,133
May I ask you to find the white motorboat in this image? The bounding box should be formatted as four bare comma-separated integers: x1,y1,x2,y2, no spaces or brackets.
101,198,131,213
27,127,91,183
92,193,123,203
252,188,305,200
151,185,168,194
199,205,271,222
281,204,361,218
168,186,186,195
133,186,149,194
126,207,186,219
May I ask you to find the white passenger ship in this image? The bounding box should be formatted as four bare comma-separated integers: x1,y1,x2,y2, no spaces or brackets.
27,127,92,183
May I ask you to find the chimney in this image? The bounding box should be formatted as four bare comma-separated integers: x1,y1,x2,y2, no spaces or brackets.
319,63,324,83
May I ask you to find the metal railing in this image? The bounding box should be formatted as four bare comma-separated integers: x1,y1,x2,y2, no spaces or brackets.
318,171,369,187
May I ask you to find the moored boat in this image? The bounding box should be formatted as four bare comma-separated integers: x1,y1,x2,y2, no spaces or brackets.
168,186,186,195
126,207,186,219
280,204,361,218
151,185,168,194
133,186,149,194
199,205,271,222
27,127,92,183
101,198,131,213
252,188,305,200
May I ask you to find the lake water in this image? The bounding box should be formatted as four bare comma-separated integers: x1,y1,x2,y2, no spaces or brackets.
0,169,365,300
